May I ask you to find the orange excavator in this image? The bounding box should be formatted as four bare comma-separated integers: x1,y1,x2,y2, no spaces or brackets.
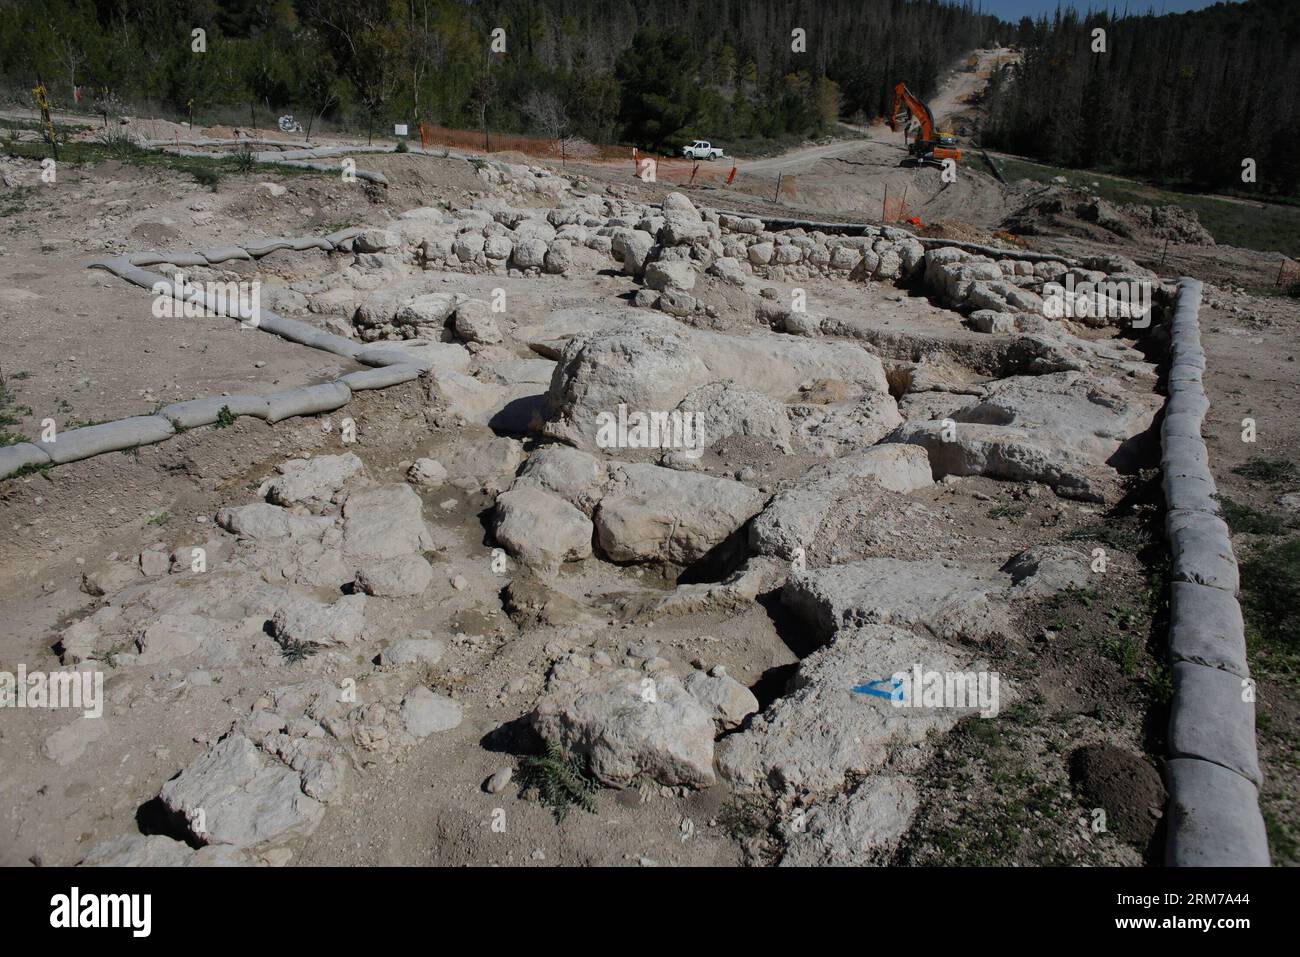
888,82,961,168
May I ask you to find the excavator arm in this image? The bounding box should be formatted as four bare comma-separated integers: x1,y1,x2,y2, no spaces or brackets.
888,81,960,166
889,82,936,143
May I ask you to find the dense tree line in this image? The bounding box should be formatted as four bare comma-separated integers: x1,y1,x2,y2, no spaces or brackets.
0,0,998,150
983,0,1300,198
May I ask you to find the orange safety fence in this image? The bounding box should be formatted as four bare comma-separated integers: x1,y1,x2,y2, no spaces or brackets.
413,122,790,199
415,122,745,187
634,154,739,186
1276,257,1300,288
882,195,910,223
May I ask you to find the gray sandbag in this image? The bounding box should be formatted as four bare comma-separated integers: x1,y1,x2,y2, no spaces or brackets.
264,382,351,424
1163,458,1216,488
1162,433,1214,486
91,259,168,293
337,365,424,391
356,347,428,369
324,227,365,246
126,250,167,266
198,246,253,264
87,256,130,274
1169,581,1248,678
0,442,52,479
256,315,361,356
257,315,330,345
276,146,386,161
1162,430,1209,466
289,237,334,252
158,394,273,428
1163,474,1220,514
275,147,338,160
41,415,175,464
1164,759,1269,866
1168,510,1238,593
1168,662,1261,784
1161,411,1204,442
243,238,296,257
161,252,210,268
306,336,366,362
1165,388,1209,420
283,160,387,184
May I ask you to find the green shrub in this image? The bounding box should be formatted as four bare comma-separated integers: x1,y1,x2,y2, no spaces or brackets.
1216,495,1288,536
518,740,597,822
1233,458,1297,485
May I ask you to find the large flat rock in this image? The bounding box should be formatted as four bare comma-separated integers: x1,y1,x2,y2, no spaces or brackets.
532,667,717,789
594,463,765,565
782,558,1012,644
159,733,324,848
717,625,988,798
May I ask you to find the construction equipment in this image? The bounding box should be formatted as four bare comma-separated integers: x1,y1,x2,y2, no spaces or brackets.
888,82,961,168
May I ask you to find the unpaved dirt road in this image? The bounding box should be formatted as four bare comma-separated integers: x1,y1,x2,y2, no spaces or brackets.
741,47,1013,175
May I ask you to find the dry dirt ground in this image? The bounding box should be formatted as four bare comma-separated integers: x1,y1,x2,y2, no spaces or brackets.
0,60,1294,869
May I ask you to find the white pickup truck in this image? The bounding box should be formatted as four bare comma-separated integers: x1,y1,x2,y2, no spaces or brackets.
681,140,724,160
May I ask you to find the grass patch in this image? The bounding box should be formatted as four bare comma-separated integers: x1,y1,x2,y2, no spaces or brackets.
1045,585,1098,611
9,460,53,479
1263,805,1299,865
517,740,598,823
988,503,1028,520
0,184,33,218
1098,610,1142,677
1232,458,1298,486
1239,536,1300,674
1216,495,1290,536
214,405,236,428
0,370,31,446
1147,660,1174,705
1,135,313,190
1065,523,1148,553
0,117,90,135
995,154,1300,258
896,695,1116,866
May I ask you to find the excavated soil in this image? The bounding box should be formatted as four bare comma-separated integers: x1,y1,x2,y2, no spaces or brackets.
2,53,1295,870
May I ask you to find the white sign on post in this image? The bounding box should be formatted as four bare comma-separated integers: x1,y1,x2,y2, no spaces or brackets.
394,124,408,137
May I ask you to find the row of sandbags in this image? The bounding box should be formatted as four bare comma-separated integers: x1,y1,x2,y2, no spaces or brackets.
1159,278,1269,867
0,233,426,480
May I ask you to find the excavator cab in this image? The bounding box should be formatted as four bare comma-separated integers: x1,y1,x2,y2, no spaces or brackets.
889,82,962,168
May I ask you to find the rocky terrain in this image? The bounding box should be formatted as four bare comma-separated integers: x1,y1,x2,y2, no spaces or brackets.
2,65,1295,866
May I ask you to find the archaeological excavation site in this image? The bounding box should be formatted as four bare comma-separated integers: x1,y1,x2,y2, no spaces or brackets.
0,0,1296,912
